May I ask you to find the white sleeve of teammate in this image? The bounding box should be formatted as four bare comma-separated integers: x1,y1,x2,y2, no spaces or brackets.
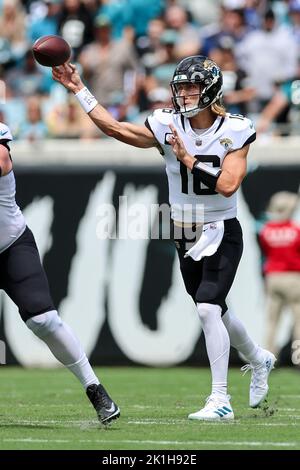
0,122,13,142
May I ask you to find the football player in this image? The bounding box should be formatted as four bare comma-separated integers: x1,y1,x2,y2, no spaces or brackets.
0,125,120,425
53,55,276,421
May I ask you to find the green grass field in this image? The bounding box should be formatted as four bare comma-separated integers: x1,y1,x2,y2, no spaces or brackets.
0,367,299,450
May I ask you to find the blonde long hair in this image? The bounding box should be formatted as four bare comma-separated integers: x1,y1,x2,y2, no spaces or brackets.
211,99,226,116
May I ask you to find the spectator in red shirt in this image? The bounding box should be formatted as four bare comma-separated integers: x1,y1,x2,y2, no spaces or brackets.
259,191,300,358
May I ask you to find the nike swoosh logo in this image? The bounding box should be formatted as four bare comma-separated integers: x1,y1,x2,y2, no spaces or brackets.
105,403,115,413
0,130,8,136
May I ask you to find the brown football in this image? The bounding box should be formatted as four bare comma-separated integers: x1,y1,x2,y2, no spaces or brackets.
32,35,71,67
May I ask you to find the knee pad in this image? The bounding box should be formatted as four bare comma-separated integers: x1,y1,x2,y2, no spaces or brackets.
26,310,62,338
196,303,222,324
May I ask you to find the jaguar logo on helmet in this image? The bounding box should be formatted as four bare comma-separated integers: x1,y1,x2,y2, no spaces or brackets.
203,59,220,76
170,55,223,118
203,59,215,70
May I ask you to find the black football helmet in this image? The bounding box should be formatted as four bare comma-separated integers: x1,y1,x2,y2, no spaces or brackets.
170,55,223,117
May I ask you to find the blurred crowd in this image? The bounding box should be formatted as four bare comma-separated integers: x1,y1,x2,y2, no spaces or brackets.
2,0,300,139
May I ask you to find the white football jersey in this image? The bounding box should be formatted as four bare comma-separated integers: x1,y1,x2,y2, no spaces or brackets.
146,110,256,223
0,122,26,253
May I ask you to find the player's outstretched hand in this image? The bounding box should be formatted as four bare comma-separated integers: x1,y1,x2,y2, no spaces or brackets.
52,62,84,94
169,124,189,162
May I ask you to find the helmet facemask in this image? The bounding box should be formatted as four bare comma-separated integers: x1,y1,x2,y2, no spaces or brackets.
171,81,209,118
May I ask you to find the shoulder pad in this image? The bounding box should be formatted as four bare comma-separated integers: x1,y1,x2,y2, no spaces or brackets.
151,108,175,126
226,114,254,133
146,108,175,144
0,122,13,141
224,114,256,150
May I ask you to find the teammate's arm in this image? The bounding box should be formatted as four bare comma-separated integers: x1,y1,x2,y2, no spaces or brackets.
0,143,12,177
52,63,156,149
169,124,248,197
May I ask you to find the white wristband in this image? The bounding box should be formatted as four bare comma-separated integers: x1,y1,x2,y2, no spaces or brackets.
75,87,98,113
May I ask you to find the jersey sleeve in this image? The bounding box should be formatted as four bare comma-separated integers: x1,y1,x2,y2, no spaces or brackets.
145,109,174,145
228,115,256,151
0,122,13,143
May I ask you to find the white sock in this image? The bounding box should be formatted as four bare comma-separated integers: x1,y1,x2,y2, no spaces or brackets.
197,303,230,399
222,310,265,366
66,353,100,389
26,310,99,389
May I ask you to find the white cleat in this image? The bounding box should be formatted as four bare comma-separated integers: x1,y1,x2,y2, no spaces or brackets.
241,350,276,408
188,395,234,422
